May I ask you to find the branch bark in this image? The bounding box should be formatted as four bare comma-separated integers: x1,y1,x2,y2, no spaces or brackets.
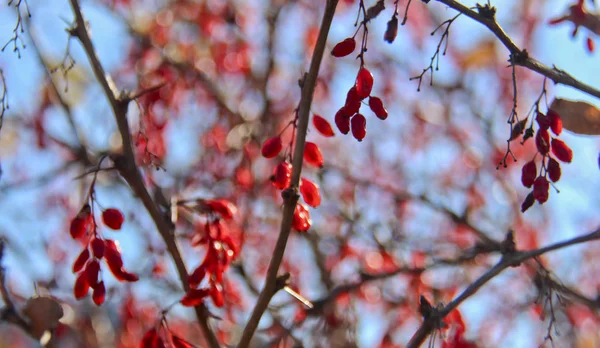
407,226,600,347
66,1,219,347
235,1,339,347
435,0,600,100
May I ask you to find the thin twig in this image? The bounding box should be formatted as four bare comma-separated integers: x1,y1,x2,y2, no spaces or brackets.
407,226,600,347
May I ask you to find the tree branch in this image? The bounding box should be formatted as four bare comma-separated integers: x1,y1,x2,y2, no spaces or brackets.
407,226,600,347
235,1,339,347
66,1,219,347
434,0,600,99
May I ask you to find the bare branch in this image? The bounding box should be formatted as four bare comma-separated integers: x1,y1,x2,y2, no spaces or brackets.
433,0,600,99
66,1,219,346
236,1,340,347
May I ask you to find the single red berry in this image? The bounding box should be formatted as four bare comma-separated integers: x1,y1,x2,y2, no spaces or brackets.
210,284,225,307
547,110,563,135
72,248,90,273
261,136,283,159
90,237,105,259
345,87,362,115
70,204,91,239
74,273,90,300
368,96,388,120
104,239,124,275
521,161,537,188
140,329,160,348
535,129,550,154
181,288,210,307
587,37,595,53
535,112,550,130
92,281,106,306
346,86,361,105
204,199,237,220
351,114,367,141
355,67,374,99
188,265,206,288
331,38,356,57
300,178,321,208
102,208,124,230
335,107,351,134
551,138,573,163
533,176,550,203
313,114,335,137
291,203,312,232
271,162,292,190
304,142,324,167
547,157,561,182
85,259,101,287
521,192,535,213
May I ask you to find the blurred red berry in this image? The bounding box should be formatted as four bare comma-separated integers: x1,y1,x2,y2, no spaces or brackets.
547,110,562,135
292,203,312,232
535,129,550,154
533,177,550,203
547,157,561,182
102,208,124,230
331,38,356,57
261,136,283,159
304,142,324,167
356,67,374,99
351,114,367,141
368,96,388,120
92,281,106,306
300,178,321,208
72,248,90,273
335,107,351,134
271,162,292,190
313,114,335,137
521,161,537,188
551,138,573,163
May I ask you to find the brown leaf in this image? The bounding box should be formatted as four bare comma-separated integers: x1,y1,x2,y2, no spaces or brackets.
549,98,600,135
22,296,64,339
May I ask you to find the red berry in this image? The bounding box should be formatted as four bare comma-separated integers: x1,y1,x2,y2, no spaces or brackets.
72,248,90,273
533,176,550,203
102,208,124,230
92,281,106,306
521,161,537,188
188,265,206,288
172,335,195,348
335,107,351,134
300,178,321,208
351,114,367,141
313,114,335,137
536,112,550,130
331,38,356,57
368,96,388,120
261,136,283,159
355,67,374,99
210,284,225,307
291,203,312,232
85,259,101,286
181,288,210,307
271,162,292,190
587,37,595,53
70,204,91,239
535,129,550,154
104,239,124,273
74,272,90,300
551,138,573,163
521,192,535,213
204,199,237,220
547,157,561,182
90,237,105,259
304,142,324,167
345,87,362,115
547,110,563,135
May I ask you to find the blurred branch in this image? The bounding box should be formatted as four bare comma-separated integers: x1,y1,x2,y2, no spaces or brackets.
432,0,600,99
407,226,600,347
236,1,339,347
66,1,219,347
0,240,30,333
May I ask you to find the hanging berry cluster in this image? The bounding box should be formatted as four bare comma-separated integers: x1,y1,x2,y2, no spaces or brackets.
261,114,323,231
520,110,572,212
180,199,238,308
140,316,195,348
331,0,388,141
70,201,138,306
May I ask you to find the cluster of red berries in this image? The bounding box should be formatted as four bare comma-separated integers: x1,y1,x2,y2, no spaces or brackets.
261,133,322,232
548,0,595,53
521,110,572,212
141,318,194,348
70,205,138,305
331,37,388,141
181,199,238,308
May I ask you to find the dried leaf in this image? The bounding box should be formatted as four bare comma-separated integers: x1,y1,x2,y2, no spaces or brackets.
549,98,600,135
457,40,497,70
22,296,64,339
